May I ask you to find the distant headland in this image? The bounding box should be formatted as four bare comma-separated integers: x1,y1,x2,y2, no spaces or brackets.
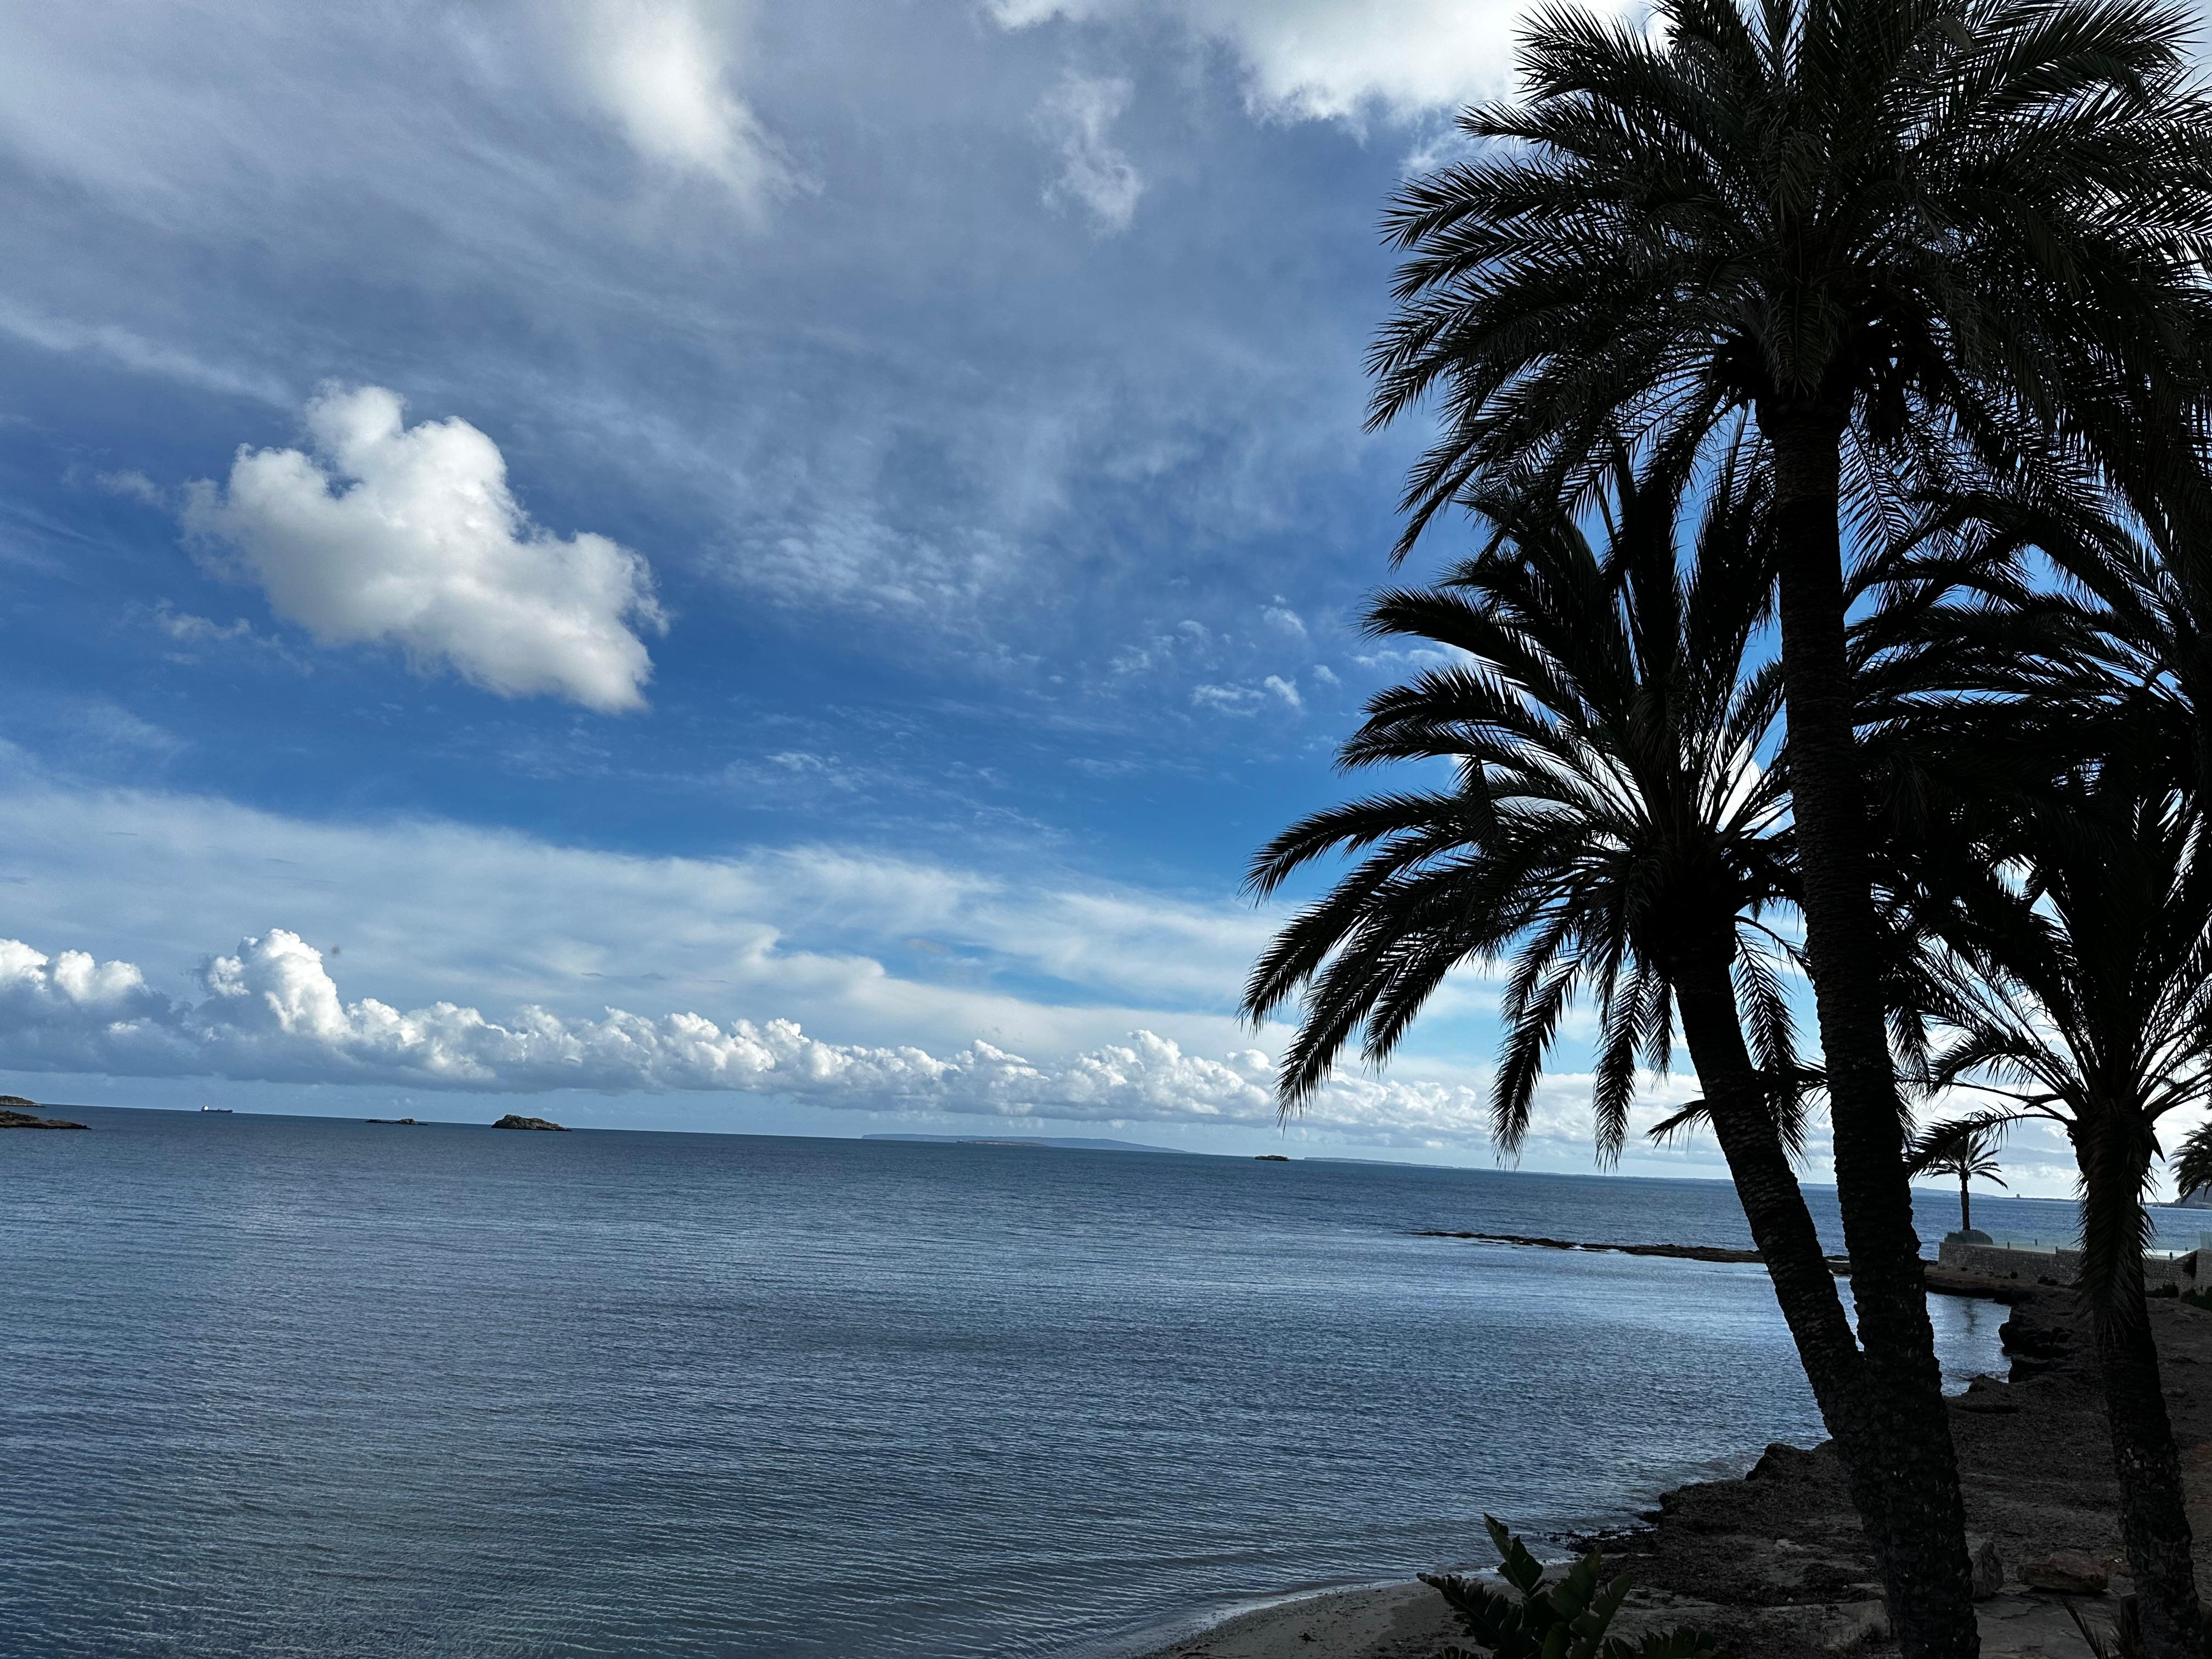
863,1133,1181,1155
0,1097,87,1130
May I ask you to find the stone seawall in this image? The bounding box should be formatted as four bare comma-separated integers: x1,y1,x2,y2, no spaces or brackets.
1937,1237,2204,1289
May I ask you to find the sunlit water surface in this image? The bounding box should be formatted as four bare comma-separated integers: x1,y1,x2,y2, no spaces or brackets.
2,1109,2069,1657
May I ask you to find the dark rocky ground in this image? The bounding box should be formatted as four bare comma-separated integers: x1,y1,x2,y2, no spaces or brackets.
1453,1275,2198,1657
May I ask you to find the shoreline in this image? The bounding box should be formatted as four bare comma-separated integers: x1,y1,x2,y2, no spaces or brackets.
1133,1267,2200,1659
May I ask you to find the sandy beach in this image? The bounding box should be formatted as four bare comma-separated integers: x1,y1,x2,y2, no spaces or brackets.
1137,1271,2212,1659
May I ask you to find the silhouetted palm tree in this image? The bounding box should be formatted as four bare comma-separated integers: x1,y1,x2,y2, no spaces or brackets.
1366,0,2212,1644
1904,751,2210,1653
1905,1120,2005,1237
1243,441,1887,1485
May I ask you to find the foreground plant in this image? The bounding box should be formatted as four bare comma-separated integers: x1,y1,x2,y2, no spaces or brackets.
1421,1517,1731,1659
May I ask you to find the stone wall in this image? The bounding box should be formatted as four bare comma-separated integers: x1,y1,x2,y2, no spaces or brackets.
1936,1237,2204,1289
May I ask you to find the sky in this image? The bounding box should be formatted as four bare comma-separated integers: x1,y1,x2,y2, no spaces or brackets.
0,0,2096,1192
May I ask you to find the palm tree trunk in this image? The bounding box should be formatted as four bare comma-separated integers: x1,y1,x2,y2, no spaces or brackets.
1673,949,1870,1449
1960,1178,1971,1235
1763,405,1979,1659
2077,1120,2204,1657
2092,1276,2205,1658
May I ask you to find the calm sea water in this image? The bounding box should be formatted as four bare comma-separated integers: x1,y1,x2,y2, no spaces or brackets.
1,1108,2086,1658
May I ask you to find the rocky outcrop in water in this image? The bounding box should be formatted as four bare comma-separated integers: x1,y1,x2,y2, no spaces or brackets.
492,1114,568,1131
0,1108,87,1129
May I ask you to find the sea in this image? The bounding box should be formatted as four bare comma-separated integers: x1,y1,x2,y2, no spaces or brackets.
0,1106,2164,1658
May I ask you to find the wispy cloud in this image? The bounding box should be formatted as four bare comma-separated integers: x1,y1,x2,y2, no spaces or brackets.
561,0,795,210
989,0,1544,121
1036,72,1144,233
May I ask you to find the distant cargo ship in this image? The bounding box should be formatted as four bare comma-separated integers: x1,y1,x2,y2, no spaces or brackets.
200,1106,233,1114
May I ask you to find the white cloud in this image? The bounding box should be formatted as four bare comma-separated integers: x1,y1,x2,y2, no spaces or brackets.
1036,72,1144,232
93,469,167,506
1192,682,1263,714
989,0,1547,121
0,925,1684,1148
563,0,791,207
154,606,255,645
1193,675,1302,715
184,385,665,713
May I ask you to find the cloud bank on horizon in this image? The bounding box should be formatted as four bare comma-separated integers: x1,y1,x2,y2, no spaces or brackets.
0,927,1567,1143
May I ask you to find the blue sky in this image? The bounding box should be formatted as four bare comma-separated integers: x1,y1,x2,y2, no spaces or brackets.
0,0,2076,1187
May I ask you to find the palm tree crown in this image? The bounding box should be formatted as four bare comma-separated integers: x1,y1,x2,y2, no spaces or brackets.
1243,443,1795,1160
1907,753,2212,1299
1370,0,2212,537
1904,1118,2007,1235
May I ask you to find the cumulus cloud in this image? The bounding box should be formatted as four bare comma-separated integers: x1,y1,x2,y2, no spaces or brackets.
563,0,792,207
184,385,665,713
0,927,1528,1138
1036,72,1144,232
989,0,1554,120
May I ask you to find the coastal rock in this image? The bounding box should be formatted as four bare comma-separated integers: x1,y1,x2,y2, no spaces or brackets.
1746,1442,1820,1483
1970,1536,2005,1599
2019,1551,2107,1595
492,1114,568,1132
0,1094,36,1107
0,1108,88,1129
1997,1306,2081,1378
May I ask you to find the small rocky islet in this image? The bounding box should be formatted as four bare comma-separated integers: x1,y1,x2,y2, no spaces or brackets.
361,1114,569,1129
0,1096,88,1130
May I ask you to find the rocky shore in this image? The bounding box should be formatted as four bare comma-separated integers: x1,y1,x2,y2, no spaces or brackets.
1408,1231,1839,1269
0,1100,87,1129
1140,1269,2205,1658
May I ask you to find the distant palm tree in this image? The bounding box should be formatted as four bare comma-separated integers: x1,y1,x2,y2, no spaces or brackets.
1365,0,2212,1645
1243,441,1882,1474
1903,751,2211,1652
2176,1131,2212,1210
1905,1120,2005,1238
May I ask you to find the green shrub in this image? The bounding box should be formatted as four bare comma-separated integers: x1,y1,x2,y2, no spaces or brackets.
1421,1517,1733,1659
2181,1286,2212,1312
